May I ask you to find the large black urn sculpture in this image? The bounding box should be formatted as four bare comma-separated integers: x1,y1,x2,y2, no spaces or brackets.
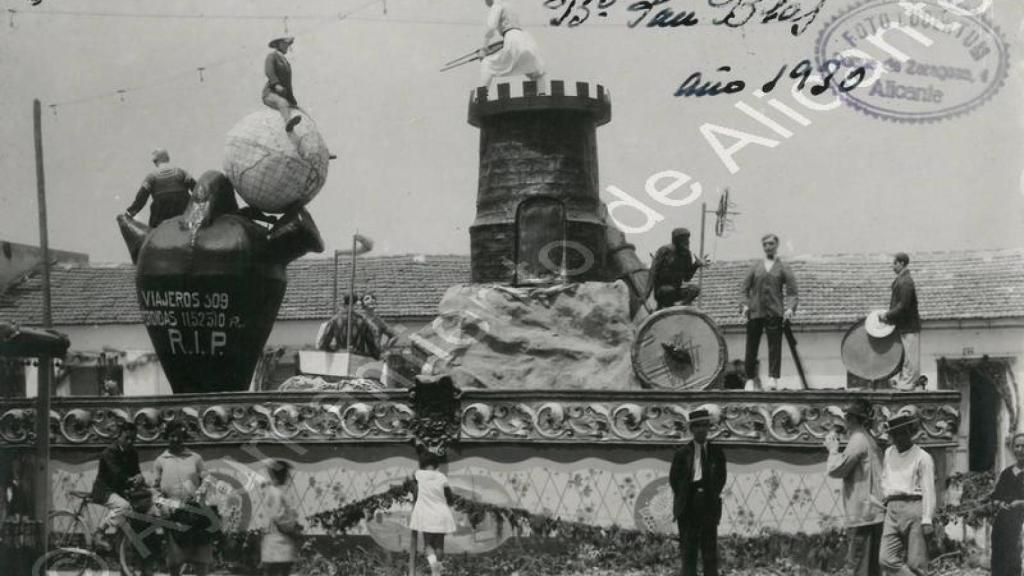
118,171,323,393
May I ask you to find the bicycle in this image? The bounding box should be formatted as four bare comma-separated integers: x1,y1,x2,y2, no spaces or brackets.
44,489,163,576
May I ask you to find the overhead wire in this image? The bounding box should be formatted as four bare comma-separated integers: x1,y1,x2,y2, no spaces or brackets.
26,0,387,111
11,1,651,112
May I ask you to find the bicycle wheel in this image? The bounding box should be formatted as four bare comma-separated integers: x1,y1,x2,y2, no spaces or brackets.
33,547,115,576
117,536,145,576
48,510,92,551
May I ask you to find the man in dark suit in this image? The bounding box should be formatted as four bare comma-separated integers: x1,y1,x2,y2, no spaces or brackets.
670,408,727,576
879,252,921,390
90,421,144,551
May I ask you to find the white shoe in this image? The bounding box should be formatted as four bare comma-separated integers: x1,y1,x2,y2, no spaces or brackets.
744,379,757,391
765,378,779,390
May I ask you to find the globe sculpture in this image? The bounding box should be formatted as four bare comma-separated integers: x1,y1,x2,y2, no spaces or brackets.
223,109,331,213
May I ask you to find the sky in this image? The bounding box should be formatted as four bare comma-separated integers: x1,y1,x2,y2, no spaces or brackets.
1,0,1022,266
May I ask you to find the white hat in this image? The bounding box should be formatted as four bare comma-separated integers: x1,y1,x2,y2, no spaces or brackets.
865,310,895,339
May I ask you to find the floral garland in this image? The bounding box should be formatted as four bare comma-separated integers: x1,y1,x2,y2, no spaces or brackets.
309,478,416,534
308,476,677,549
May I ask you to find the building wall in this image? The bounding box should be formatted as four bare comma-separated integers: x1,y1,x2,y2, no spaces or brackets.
722,322,1024,393
19,318,432,397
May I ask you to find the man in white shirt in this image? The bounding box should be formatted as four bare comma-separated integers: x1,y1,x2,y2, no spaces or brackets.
879,413,935,576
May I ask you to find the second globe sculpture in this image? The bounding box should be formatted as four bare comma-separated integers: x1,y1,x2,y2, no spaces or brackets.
118,110,330,394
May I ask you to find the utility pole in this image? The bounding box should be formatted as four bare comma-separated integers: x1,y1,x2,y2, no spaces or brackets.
32,98,52,561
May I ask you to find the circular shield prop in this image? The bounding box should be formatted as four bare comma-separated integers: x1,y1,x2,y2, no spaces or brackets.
841,318,904,381
865,310,895,338
632,306,727,390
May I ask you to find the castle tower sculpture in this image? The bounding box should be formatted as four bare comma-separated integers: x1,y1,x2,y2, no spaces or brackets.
468,81,612,285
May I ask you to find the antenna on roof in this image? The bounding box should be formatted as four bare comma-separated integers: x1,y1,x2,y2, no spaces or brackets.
697,188,740,304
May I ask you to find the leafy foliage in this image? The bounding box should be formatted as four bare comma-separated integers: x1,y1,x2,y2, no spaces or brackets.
933,471,999,527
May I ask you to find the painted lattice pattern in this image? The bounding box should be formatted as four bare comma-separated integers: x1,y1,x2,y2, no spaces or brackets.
50,456,844,544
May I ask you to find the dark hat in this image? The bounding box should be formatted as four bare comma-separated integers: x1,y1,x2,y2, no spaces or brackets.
164,420,189,439
844,398,873,420
885,413,918,433
672,228,691,240
688,408,712,425
269,36,294,49
268,459,293,474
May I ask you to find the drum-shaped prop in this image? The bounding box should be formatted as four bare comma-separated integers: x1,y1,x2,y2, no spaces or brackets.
632,307,727,390
841,318,904,381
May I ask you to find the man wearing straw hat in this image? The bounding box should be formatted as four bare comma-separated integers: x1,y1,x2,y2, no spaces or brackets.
824,398,885,576
879,253,921,390
125,148,196,228
670,408,727,576
879,412,935,576
264,36,302,133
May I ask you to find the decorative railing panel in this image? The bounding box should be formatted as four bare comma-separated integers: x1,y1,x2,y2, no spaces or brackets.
0,389,959,448
459,390,961,447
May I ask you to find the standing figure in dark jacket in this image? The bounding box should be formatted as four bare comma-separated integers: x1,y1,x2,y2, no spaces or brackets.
670,409,727,576
263,37,302,133
649,228,709,310
125,149,196,228
990,432,1024,576
90,421,144,550
739,233,799,390
879,252,921,390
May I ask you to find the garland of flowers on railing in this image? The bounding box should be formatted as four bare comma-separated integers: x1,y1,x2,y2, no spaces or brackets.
307,476,677,548
308,477,416,534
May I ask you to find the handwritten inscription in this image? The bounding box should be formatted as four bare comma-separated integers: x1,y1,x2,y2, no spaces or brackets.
544,0,829,35
675,59,867,97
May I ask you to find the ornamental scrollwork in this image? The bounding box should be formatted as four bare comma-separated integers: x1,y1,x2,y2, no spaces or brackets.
0,392,961,447
0,396,415,446
456,396,961,445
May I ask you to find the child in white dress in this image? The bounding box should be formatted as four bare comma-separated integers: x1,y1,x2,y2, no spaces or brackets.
408,451,457,576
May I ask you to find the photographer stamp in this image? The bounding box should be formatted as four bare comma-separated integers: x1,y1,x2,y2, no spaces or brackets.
816,0,1009,122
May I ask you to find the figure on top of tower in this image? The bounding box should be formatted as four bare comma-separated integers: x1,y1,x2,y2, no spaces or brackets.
479,0,547,94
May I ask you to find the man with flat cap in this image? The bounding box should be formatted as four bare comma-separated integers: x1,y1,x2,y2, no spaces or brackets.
825,398,885,576
125,149,196,228
879,253,921,390
649,228,709,310
264,36,302,133
670,408,727,576
879,413,935,576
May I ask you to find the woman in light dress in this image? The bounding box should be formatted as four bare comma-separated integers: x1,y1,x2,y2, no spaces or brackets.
152,421,213,576
261,460,302,576
408,450,457,576
479,0,547,92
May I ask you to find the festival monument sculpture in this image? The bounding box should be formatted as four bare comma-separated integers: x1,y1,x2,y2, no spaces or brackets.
117,108,329,394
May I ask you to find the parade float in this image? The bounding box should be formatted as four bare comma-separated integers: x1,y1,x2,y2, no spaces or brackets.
0,83,961,566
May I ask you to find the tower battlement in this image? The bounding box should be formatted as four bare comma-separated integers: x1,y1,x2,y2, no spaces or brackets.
468,80,611,128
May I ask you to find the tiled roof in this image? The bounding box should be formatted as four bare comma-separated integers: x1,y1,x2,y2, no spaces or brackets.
0,250,1021,327
695,249,1024,327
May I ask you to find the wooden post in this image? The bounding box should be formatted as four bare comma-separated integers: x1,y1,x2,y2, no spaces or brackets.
32,98,52,559
333,250,339,316
407,529,417,575
345,234,357,355
697,201,707,300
